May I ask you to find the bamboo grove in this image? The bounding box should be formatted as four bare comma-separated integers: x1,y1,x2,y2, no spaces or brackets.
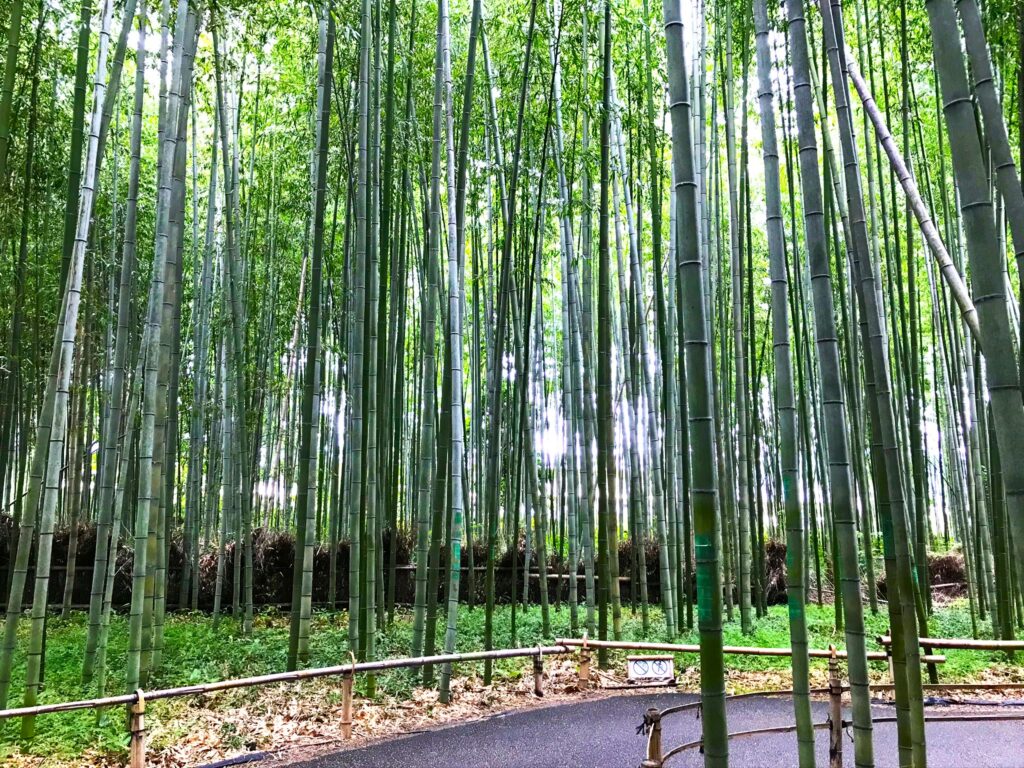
0,0,1023,764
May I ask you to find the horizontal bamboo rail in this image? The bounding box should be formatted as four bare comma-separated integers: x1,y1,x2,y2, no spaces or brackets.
659,721,834,763
0,643,572,767
878,635,1024,651
556,637,945,664
873,682,1024,691
0,644,571,721
869,713,1024,723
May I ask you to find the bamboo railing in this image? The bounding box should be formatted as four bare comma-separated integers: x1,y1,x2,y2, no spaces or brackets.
0,634,1016,768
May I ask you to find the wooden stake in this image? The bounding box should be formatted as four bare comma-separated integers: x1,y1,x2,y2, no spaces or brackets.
342,651,355,739
341,673,353,739
828,646,842,768
578,651,591,690
129,689,146,768
533,648,544,696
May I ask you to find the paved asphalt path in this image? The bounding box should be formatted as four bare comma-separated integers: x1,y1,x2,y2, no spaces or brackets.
286,693,1023,767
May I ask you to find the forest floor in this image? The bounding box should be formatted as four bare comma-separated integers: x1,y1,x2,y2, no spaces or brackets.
1,600,1021,767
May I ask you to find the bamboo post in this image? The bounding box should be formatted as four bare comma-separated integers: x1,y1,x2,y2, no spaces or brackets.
640,707,663,767
533,646,544,696
341,652,355,739
578,650,591,690
129,689,146,768
578,633,591,690
341,673,353,739
883,631,894,686
828,646,842,768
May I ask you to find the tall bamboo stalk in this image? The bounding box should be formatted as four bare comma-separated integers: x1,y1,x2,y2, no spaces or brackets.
662,0,728,761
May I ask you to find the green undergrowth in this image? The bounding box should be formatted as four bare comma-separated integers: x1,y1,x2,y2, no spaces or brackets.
0,599,1017,761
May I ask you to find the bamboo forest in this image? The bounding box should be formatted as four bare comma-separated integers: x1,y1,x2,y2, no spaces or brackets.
2,0,1024,765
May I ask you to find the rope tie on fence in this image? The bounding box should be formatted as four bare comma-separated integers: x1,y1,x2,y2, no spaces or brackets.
639,707,664,767
638,707,663,734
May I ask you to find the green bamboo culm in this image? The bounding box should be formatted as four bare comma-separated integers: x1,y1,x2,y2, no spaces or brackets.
0,0,30,555
596,0,615,665
410,0,436,667
438,0,470,704
127,0,190,694
661,0,728,763
926,0,1024,637
0,0,25,184
641,0,678,640
722,2,753,637
818,0,928,763
57,0,94,293
287,1,333,672
22,0,114,735
83,0,145,686
786,0,875,763
761,0,815,763
481,0,539,684
346,0,372,662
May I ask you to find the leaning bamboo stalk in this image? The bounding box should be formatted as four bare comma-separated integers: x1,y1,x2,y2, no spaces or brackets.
211,13,253,641
549,0,581,636
720,11,752,636
345,0,370,659
844,55,981,345
21,0,116,735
